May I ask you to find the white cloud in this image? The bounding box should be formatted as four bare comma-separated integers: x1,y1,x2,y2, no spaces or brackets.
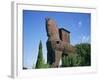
81,35,90,43
78,21,82,28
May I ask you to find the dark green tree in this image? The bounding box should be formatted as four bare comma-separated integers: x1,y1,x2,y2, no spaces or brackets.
62,53,77,67
35,41,45,68
75,43,91,66
61,43,91,67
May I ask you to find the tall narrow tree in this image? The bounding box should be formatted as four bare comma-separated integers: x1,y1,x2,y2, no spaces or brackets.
35,40,44,68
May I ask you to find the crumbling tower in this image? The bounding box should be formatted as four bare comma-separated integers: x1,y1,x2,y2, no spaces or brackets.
45,18,75,68
59,28,75,54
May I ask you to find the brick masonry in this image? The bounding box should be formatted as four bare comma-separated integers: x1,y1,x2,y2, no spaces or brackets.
45,18,75,67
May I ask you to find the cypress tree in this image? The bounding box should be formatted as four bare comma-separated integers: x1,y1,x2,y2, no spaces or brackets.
35,40,44,68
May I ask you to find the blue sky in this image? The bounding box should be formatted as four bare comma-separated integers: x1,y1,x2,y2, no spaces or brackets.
23,10,91,69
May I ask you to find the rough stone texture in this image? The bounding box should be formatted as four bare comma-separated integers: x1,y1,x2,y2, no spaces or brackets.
59,28,70,43
45,18,60,41
45,18,75,67
51,50,62,67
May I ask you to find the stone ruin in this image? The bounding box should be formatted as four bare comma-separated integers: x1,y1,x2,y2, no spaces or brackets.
45,18,75,68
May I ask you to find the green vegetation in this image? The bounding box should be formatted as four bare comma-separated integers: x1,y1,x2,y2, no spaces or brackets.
62,53,77,67
35,41,50,69
35,41,45,68
75,43,91,66
62,43,91,67
34,42,90,69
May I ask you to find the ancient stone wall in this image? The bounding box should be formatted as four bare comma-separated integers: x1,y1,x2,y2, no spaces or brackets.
45,18,60,41
59,28,70,43
46,18,75,68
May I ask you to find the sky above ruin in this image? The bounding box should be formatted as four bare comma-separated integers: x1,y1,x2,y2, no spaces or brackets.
23,10,91,69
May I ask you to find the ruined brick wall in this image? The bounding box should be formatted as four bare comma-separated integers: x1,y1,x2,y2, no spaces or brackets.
46,18,63,67
45,18,60,41
59,28,75,54
59,28,70,43
45,18,75,68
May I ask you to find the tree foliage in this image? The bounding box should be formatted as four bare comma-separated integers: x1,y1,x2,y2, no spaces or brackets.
62,43,91,67
35,41,45,68
75,43,91,66
35,41,50,69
